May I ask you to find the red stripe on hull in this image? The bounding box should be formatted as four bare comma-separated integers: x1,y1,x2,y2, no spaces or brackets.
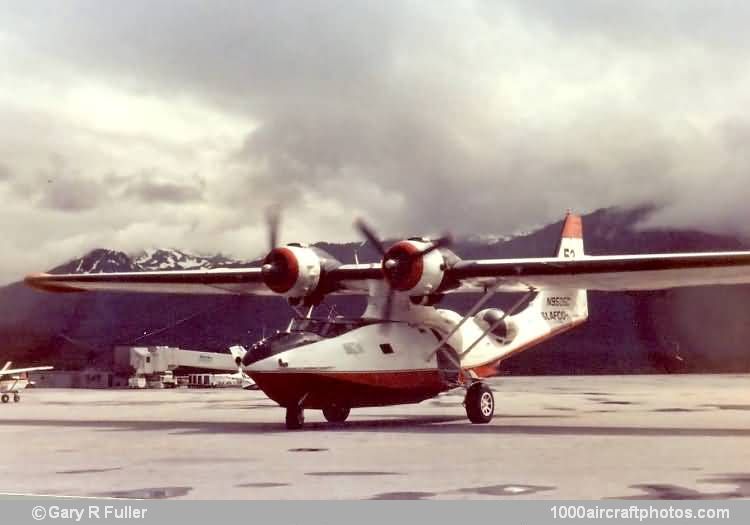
249,369,448,409
317,369,445,389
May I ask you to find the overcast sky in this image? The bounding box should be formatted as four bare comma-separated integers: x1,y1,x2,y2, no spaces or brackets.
2,1,750,283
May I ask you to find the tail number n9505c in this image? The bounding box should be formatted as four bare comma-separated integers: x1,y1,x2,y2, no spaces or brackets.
546,296,571,307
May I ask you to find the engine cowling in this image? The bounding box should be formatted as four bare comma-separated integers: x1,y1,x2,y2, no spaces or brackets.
262,245,338,300
474,308,518,343
382,240,446,296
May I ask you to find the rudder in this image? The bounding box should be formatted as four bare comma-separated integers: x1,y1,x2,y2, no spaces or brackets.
526,212,588,324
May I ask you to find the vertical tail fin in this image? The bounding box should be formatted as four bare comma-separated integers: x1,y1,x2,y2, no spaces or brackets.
523,212,589,324
463,213,590,378
556,211,584,259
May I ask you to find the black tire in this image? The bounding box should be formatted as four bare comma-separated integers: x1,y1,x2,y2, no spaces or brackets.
285,405,305,430
465,382,494,424
322,405,350,423
1,394,9,404
13,394,20,403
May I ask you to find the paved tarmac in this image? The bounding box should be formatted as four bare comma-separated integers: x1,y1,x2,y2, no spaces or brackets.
1,375,749,499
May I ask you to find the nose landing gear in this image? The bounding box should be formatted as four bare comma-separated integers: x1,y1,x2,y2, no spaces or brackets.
285,405,305,429
285,392,309,430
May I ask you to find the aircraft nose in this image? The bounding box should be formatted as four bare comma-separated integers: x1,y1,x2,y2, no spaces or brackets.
244,355,277,373
241,351,256,367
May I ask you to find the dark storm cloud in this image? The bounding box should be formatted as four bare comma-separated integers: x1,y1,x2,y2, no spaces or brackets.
11,157,107,212
6,159,204,213
2,0,750,286
120,174,205,204
39,182,101,212
2,1,403,114
231,109,511,233
500,0,750,50
218,1,750,236
230,103,683,235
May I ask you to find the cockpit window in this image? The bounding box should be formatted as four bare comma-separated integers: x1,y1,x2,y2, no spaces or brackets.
244,317,386,365
247,331,324,363
288,317,382,337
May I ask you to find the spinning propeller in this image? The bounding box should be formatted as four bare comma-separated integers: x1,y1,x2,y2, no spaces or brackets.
266,205,281,252
257,205,331,306
258,208,451,321
354,218,452,322
260,205,301,294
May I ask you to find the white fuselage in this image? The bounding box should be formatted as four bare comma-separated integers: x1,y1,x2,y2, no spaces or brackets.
1,377,29,394
246,285,588,409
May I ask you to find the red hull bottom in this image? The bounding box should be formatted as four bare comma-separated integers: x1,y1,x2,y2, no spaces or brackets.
249,370,449,409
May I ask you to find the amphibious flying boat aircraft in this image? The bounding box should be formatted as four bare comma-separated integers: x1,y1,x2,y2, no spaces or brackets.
25,213,750,428
0,362,53,403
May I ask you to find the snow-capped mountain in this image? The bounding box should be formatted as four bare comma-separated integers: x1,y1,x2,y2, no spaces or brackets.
464,233,515,245
52,235,521,275
51,249,139,274
133,249,249,271
47,205,749,276
51,248,254,274
6,205,750,374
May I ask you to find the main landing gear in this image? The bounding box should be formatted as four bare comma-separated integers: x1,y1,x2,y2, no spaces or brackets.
464,382,494,424
322,405,350,423
284,403,351,429
2,393,21,403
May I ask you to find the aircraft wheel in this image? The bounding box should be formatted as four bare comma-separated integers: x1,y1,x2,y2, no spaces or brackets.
465,382,494,424
285,405,305,430
1,394,9,404
13,394,20,403
322,405,350,423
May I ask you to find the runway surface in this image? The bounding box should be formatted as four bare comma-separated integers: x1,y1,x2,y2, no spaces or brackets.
1,375,749,500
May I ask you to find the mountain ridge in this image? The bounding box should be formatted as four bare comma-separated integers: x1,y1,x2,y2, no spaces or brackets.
49,248,256,274
3,205,750,374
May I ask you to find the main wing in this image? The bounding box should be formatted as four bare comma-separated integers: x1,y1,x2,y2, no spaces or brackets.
23,212,750,298
25,268,270,295
451,251,750,292
24,251,750,295
0,366,53,377
24,264,383,295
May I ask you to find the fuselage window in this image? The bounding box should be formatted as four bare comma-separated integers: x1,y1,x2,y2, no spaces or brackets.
379,343,395,354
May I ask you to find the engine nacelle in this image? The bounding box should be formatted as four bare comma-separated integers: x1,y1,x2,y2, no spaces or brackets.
474,308,518,343
262,245,338,300
382,240,446,296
